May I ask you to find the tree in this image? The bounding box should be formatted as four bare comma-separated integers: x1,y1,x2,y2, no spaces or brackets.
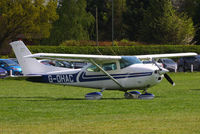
0,0,58,49
86,0,112,41
124,0,150,40
43,0,95,45
178,0,200,44
86,0,126,41
113,0,126,40
138,0,195,44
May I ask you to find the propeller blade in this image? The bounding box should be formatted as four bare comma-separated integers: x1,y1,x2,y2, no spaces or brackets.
152,59,162,71
164,74,175,86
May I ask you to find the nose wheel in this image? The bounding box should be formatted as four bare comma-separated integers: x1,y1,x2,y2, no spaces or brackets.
124,89,155,100
139,92,155,100
124,91,141,99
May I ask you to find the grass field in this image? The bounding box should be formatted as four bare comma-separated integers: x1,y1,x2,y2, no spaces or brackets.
0,72,200,134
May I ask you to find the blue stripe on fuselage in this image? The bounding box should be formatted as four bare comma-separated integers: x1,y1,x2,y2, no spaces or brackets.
42,72,153,83
79,72,153,82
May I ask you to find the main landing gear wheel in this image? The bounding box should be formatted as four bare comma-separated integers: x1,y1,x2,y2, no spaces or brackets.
124,91,155,100
85,92,102,100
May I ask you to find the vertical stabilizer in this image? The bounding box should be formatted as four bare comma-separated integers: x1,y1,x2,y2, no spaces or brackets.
10,41,66,75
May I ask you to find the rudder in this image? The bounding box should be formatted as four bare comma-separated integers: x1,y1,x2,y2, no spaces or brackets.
10,41,66,75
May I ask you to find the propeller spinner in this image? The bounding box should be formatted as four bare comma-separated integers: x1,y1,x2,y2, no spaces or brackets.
152,59,175,86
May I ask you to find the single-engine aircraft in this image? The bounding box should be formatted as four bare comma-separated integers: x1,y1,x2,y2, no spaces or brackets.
10,41,197,100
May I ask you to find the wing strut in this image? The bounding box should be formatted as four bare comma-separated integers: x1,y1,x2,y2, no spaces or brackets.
89,59,124,89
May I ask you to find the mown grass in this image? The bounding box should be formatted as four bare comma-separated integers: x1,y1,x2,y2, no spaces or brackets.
0,72,200,134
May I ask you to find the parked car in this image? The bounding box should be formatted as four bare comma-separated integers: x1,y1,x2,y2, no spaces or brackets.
0,59,22,75
38,59,54,66
142,60,163,68
177,55,200,72
0,67,8,78
72,62,87,69
157,58,177,72
38,59,73,68
38,59,87,69
54,60,73,68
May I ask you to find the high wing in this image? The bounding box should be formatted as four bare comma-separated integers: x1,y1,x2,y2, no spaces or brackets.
25,53,121,62
136,53,197,60
25,52,197,61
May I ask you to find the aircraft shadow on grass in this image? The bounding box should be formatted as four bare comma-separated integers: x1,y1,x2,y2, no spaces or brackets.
190,89,200,91
0,96,125,101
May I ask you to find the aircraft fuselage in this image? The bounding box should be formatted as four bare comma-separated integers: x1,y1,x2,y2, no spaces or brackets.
41,63,163,90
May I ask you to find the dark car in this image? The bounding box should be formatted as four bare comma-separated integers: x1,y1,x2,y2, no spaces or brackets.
72,62,87,69
0,67,8,78
39,59,73,68
0,59,22,75
158,58,177,72
177,55,200,72
39,59,87,69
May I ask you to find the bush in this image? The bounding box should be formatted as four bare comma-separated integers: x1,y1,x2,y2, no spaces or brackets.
139,0,195,45
24,45,200,56
60,40,96,46
8,44,200,58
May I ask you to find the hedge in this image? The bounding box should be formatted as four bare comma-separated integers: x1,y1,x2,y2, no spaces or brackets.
9,45,200,57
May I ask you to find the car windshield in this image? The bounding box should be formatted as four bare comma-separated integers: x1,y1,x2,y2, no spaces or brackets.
120,56,142,69
3,60,19,66
196,55,200,59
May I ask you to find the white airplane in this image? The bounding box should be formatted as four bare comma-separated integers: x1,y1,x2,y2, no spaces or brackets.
10,41,197,100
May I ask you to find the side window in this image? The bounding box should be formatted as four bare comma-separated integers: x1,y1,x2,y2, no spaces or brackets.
102,63,117,71
0,61,7,67
87,62,117,72
87,65,100,72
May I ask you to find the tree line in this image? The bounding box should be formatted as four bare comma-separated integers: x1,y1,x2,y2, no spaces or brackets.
0,0,200,49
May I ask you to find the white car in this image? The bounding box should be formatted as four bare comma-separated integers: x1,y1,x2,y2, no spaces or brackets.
142,60,163,68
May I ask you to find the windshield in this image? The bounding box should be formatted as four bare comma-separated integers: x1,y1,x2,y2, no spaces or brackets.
3,60,19,66
120,56,142,69
196,55,200,59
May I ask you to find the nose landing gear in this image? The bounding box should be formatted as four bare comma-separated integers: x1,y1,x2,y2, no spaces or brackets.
124,89,155,100
124,91,141,99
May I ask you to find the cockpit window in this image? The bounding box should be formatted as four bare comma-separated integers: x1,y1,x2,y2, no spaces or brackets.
102,62,117,71
87,65,100,72
120,56,142,69
87,62,117,72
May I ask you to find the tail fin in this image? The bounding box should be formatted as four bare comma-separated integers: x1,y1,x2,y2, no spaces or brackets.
10,41,66,75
